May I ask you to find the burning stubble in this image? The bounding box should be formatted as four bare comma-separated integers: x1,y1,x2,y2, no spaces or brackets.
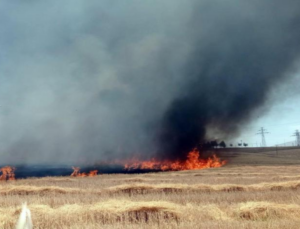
2,159,300,228
0,166,15,181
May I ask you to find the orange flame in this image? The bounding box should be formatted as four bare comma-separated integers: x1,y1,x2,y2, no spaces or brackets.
0,166,16,181
123,148,226,171
88,170,98,177
70,167,98,177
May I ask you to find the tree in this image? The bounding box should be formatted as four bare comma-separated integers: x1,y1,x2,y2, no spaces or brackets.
219,141,226,148
210,140,219,148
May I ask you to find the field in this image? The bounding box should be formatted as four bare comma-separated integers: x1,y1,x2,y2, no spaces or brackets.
1,147,300,228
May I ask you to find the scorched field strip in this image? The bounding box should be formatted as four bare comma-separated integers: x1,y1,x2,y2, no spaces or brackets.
2,152,300,228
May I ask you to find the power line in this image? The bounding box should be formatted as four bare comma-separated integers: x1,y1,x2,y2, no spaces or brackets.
249,121,300,129
256,127,269,147
262,121,300,127
292,130,300,146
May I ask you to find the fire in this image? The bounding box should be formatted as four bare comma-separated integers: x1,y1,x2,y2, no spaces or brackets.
123,148,226,171
70,167,98,177
0,166,16,181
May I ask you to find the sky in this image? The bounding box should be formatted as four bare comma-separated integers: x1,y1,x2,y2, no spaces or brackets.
238,82,300,147
238,90,300,147
0,0,300,164
233,68,300,147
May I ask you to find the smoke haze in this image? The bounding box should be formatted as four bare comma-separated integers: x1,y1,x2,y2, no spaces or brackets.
0,0,300,164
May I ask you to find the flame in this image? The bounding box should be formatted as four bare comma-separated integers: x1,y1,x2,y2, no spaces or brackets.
70,167,98,177
123,148,226,171
0,166,16,181
88,170,98,177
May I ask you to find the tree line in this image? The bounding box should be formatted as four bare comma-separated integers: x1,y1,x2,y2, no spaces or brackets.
198,141,248,149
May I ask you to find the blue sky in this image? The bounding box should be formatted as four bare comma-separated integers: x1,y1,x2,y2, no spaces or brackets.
236,74,300,147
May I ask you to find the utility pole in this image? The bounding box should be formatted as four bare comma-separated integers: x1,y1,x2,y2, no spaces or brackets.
292,130,300,146
256,127,269,147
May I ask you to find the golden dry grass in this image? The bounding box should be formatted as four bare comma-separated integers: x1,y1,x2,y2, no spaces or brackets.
1,148,300,228
0,200,180,228
104,180,300,194
233,202,300,220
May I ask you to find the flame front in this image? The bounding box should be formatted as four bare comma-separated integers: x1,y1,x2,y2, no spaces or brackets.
0,166,16,181
123,149,226,171
70,167,98,177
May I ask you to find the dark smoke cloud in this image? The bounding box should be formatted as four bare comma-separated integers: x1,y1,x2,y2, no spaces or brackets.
0,0,299,164
159,0,300,159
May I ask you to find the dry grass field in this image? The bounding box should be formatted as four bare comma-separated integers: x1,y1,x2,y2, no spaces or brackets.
1,148,300,228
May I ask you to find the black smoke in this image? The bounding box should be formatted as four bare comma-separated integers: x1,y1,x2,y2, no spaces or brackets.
158,0,300,159
0,0,300,164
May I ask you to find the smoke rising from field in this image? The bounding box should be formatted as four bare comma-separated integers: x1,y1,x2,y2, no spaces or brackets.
0,0,300,163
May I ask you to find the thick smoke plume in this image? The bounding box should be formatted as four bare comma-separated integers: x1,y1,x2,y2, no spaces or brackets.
159,0,300,159
0,0,300,164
